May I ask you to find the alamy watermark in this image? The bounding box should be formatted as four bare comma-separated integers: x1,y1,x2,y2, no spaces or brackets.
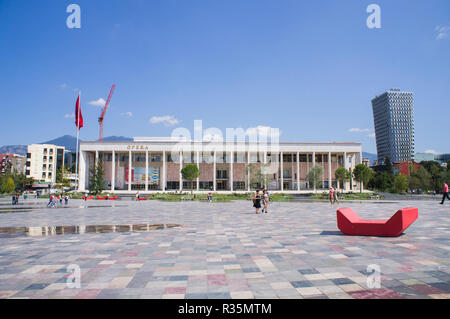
66,264,81,289
66,4,81,29
366,4,381,29
164,120,282,175
366,264,381,289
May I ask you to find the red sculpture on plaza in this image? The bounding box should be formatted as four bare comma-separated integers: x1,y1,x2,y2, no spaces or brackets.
336,207,418,237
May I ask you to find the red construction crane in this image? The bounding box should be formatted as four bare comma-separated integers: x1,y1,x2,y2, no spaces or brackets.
98,84,116,141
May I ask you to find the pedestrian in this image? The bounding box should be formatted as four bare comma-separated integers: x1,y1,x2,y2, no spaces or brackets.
334,188,339,204
59,195,63,206
329,188,334,204
84,192,88,201
262,189,269,214
207,192,212,203
64,195,69,205
106,193,110,200
440,182,450,204
47,194,54,208
253,189,262,214
136,192,140,201
11,194,16,205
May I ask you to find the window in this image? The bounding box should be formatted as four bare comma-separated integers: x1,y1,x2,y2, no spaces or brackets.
151,154,161,162
217,170,228,179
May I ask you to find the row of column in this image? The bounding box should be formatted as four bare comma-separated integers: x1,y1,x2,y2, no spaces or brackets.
93,150,357,192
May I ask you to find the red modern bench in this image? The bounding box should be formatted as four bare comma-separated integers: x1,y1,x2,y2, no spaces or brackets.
336,207,418,237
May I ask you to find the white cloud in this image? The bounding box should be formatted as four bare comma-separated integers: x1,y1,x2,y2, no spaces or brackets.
425,149,438,154
64,113,75,119
121,112,133,117
60,83,68,89
89,98,106,107
435,25,450,40
150,115,180,127
349,128,370,133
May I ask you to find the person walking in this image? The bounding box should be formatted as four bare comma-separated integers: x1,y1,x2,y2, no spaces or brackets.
334,187,339,204
207,192,212,203
440,182,449,204
64,195,69,205
59,195,63,206
253,190,262,214
262,189,269,214
47,194,54,208
84,192,88,201
329,188,335,205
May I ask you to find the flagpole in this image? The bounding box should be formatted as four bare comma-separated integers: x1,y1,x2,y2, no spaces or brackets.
75,91,80,193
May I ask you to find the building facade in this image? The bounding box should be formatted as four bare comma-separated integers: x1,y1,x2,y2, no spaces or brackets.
78,138,362,193
26,144,65,184
0,153,26,174
372,88,415,163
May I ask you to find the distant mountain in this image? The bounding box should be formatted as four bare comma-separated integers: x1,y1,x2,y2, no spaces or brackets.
0,135,133,154
0,145,27,156
362,152,377,164
43,135,78,152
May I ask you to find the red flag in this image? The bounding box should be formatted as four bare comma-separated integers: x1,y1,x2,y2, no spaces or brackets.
75,93,83,130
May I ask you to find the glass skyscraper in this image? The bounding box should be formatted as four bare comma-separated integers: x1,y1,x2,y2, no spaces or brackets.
371,88,415,163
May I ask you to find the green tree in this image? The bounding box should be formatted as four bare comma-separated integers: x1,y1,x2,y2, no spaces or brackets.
245,164,269,190
415,166,432,191
181,164,200,194
306,165,323,191
394,174,408,194
89,160,105,195
352,164,373,193
384,157,393,174
3,177,15,193
56,167,71,188
335,167,351,189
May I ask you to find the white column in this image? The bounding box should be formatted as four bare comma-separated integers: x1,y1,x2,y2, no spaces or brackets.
163,150,166,192
213,151,217,192
230,151,233,192
264,152,267,190
312,151,316,192
179,151,183,192
128,150,132,192
111,150,115,192
78,151,86,192
196,151,200,192
297,151,300,192
247,151,250,191
328,151,332,188
280,152,284,191
145,151,149,192
344,152,348,191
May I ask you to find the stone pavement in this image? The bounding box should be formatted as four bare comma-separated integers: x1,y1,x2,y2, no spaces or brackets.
0,199,449,299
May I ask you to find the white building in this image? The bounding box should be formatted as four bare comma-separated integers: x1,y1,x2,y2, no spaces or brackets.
78,138,362,193
26,144,65,184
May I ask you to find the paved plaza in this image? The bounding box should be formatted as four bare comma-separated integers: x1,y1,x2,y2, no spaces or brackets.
0,198,449,299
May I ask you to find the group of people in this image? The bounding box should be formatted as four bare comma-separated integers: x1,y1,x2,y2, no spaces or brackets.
47,194,70,207
328,187,341,205
253,189,270,214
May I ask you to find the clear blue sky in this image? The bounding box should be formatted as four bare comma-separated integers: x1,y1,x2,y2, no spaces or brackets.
0,0,449,154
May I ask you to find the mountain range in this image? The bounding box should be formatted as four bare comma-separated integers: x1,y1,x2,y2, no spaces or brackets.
0,135,378,163
0,135,133,155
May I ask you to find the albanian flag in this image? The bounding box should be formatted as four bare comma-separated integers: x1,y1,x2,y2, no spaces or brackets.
75,93,83,130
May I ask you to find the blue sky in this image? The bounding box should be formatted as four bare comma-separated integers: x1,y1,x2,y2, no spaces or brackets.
0,0,449,154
